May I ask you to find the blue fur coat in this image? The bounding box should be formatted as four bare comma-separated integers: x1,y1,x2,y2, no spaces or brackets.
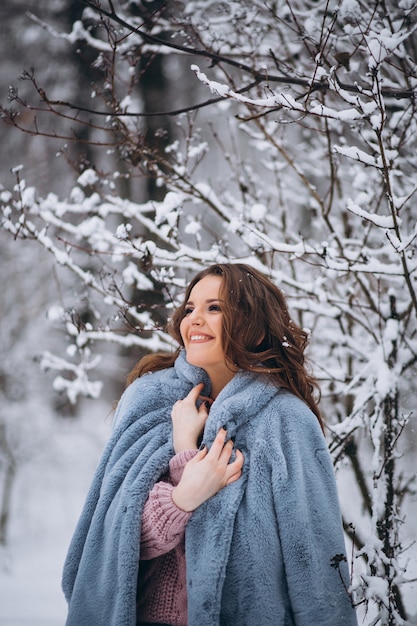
62,349,357,626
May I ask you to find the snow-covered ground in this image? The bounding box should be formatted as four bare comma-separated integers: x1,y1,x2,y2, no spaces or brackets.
0,403,112,626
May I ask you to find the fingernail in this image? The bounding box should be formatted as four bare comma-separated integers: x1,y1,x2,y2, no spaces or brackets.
230,436,236,443
205,401,211,410
222,424,227,431
199,442,206,450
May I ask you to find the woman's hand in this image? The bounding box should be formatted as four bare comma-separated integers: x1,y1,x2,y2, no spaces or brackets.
171,427,244,512
171,383,211,454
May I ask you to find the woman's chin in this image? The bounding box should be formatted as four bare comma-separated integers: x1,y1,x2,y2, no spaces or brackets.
185,353,205,369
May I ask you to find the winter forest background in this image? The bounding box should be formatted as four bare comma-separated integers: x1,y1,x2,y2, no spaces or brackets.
1,1,417,624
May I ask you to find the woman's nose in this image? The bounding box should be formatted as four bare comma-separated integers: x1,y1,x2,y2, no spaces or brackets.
189,308,202,323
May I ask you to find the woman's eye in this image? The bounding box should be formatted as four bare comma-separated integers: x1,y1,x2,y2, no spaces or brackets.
184,307,194,316
208,304,221,312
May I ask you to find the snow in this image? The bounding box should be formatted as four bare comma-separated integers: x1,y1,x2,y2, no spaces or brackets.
21,186,37,207
75,215,106,239
346,201,397,228
122,262,154,289
250,203,267,222
0,403,112,626
116,223,132,239
77,168,99,188
10,165,24,174
334,144,381,168
46,305,65,323
339,0,361,22
375,359,392,397
187,142,208,159
192,65,365,122
1,531,69,626
119,95,132,111
184,219,201,236
366,28,416,70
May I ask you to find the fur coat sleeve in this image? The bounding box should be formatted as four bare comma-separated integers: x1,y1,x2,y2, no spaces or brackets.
62,350,357,626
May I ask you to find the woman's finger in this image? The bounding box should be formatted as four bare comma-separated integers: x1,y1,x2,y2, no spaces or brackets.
206,427,228,458
224,450,244,484
198,401,209,417
198,394,213,407
228,448,244,471
173,383,204,408
186,382,205,402
192,445,208,461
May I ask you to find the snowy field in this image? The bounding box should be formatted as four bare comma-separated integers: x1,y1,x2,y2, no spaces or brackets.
0,403,112,626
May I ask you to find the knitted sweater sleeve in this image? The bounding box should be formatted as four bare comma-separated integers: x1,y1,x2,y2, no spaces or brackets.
140,449,197,560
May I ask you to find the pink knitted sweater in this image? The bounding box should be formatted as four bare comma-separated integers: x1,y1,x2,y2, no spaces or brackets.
136,450,197,626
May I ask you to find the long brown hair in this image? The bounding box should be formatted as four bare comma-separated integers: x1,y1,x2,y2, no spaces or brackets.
127,263,322,429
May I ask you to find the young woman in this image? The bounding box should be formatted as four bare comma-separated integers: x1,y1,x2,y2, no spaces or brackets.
62,263,357,626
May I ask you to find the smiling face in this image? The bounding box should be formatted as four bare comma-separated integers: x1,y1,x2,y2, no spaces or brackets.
180,275,234,389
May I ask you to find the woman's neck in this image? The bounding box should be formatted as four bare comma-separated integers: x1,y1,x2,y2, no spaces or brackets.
208,368,236,399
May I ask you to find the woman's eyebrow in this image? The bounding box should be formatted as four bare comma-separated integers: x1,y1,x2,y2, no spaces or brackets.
185,298,222,305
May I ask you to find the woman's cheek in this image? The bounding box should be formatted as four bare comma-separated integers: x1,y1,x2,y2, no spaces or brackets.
179,319,188,344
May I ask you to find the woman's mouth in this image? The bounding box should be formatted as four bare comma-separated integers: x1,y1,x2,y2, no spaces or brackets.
190,334,212,342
